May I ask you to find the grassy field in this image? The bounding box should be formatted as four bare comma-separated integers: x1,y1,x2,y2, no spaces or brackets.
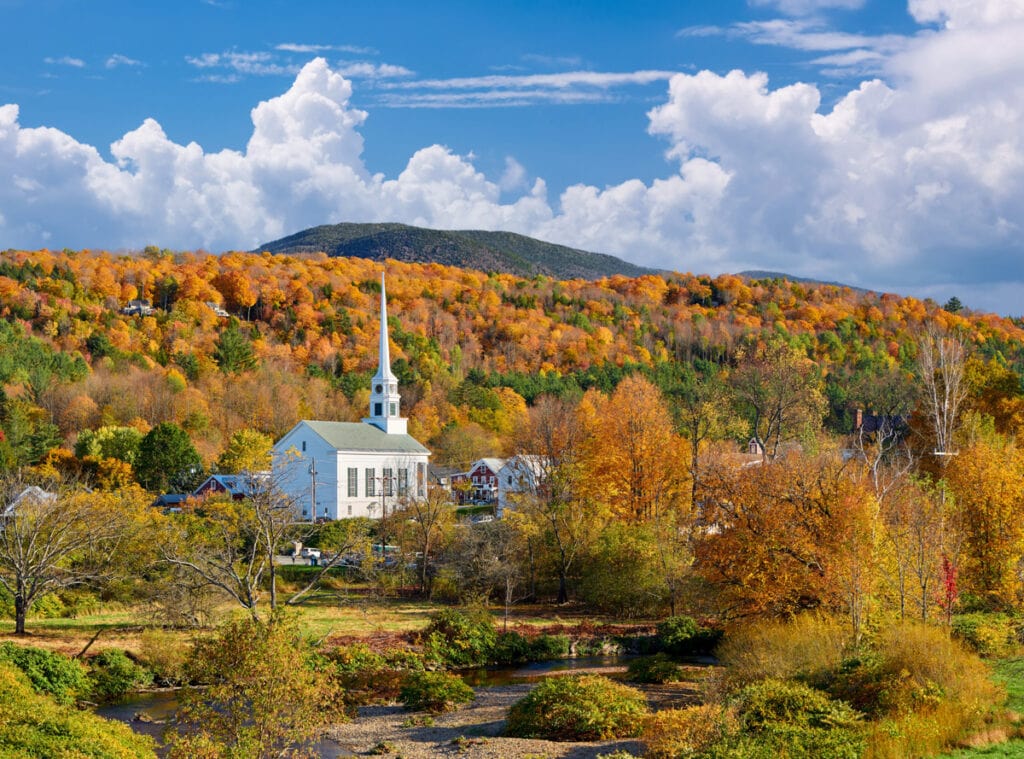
938,659,1024,759
0,582,650,657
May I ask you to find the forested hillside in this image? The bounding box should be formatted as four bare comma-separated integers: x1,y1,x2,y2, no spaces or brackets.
0,246,1022,476
256,222,655,280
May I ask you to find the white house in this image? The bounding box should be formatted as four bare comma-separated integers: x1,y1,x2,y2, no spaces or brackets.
496,455,549,517
272,274,430,520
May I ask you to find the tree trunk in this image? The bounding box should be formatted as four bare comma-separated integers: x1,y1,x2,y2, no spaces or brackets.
14,593,27,636
557,571,568,604
269,562,278,609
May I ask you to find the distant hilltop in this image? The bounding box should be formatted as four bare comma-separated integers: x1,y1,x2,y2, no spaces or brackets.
255,222,656,281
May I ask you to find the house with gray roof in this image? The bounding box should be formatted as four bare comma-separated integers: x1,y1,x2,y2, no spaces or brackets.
272,274,430,520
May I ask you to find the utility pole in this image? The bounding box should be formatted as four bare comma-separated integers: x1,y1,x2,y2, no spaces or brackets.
308,458,318,521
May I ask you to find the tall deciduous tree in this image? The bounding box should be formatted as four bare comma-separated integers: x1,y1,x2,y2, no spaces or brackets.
916,326,968,461
671,366,733,507
512,394,597,604
0,476,152,634
161,472,298,617
394,486,455,597
695,452,874,622
582,374,688,523
946,436,1024,609
216,429,273,474
730,340,827,461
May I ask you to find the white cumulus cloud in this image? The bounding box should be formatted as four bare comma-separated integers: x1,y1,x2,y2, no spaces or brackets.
3,0,1024,317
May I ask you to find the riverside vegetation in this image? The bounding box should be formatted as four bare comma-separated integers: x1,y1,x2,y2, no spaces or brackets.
4,249,1024,755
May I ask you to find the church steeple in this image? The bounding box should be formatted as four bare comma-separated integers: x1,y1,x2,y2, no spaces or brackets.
364,273,407,434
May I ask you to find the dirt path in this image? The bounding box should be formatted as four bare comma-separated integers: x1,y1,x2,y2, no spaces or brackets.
326,673,704,758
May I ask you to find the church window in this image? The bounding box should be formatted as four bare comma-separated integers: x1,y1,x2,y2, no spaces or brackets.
366,468,376,497
383,468,394,496
375,384,382,393
389,402,397,416
417,463,426,497
301,440,306,452
347,468,358,497
398,468,408,496
374,402,383,416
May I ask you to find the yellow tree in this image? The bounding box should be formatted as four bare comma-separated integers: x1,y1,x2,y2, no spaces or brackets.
581,374,688,523
946,436,1024,609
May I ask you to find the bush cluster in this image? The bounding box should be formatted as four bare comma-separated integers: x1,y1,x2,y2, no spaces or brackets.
627,653,685,684
644,680,863,759
329,643,424,706
421,608,571,668
400,670,475,713
696,615,1005,759
422,608,498,668
505,675,648,741
657,616,722,657
0,642,91,705
492,631,571,665
88,649,154,702
713,614,849,695
0,662,155,758
952,612,1020,658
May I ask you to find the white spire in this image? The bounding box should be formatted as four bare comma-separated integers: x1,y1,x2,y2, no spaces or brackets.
375,272,396,382
364,271,406,434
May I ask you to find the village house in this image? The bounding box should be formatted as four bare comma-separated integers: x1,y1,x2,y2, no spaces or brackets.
496,454,549,517
450,458,506,505
191,473,268,500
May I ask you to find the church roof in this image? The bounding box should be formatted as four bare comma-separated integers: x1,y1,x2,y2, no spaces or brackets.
302,420,430,454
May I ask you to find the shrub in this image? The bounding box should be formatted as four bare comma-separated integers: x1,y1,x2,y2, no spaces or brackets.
730,679,864,759
491,631,571,665
0,642,90,704
167,614,346,759
400,670,474,713
952,612,1019,658
531,633,571,660
88,649,154,701
492,632,532,664
831,623,1003,757
714,614,849,696
0,662,156,758
421,607,497,667
628,654,686,684
505,675,648,741
658,616,722,657
139,628,190,686
643,704,737,759
330,643,423,706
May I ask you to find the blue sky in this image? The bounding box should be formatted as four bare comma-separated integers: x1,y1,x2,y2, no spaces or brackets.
2,0,1023,316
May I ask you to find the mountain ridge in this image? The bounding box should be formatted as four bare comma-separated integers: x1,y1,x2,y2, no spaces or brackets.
255,222,656,281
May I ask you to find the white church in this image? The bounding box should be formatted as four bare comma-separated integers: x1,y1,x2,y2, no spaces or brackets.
272,274,431,520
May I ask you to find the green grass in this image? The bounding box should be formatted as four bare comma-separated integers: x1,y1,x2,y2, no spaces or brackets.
936,658,1024,759
995,659,1024,713
939,743,1024,758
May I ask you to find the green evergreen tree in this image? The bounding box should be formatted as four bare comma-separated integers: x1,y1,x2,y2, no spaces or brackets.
136,423,202,493
213,320,258,374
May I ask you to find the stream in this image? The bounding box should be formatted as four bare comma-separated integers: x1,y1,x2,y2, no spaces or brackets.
96,655,639,756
